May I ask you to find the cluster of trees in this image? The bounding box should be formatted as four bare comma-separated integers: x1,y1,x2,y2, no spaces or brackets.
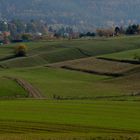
0,20,48,38
125,24,140,35
1,18,140,42
49,26,74,38
95,24,140,37
79,32,95,38
0,19,78,40
114,24,140,35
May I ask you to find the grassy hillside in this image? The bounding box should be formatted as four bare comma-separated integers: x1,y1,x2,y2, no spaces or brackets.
0,67,118,99
0,66,139,100
1,36,140,68
0,36,140,99
101,48,140,61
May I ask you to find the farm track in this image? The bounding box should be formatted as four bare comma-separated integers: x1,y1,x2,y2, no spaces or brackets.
4,76,43,98
60,65,140,77
61,66,123,77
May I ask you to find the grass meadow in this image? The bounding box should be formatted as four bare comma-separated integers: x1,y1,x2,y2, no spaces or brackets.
0,100,139,139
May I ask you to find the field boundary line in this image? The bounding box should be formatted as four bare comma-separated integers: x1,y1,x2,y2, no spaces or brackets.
61,66,123,77
97,57,140,64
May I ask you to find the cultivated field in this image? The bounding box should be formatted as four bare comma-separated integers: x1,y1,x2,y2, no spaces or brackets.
0,100,139,140
48,57,138,76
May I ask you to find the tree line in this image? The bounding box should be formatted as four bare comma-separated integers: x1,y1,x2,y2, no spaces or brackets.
96,24,140,37
0,19,140,42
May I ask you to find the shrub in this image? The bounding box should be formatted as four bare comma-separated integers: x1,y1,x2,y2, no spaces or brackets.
21,34,33,41
134,53,140,61
15,44,28,57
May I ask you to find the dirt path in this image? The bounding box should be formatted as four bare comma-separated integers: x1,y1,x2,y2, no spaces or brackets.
5,76,43,98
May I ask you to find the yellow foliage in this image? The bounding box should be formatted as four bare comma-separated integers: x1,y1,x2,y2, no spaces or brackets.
15,44,28,57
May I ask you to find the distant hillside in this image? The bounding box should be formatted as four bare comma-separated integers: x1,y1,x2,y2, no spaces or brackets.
1,0,140,30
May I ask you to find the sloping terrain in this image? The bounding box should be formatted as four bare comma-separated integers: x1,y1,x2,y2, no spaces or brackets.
0,66,139,100
0,37,140,99
0,36,140,139
100,48,140,61
1,37,140,68
111,66,140,94
0,67,116,99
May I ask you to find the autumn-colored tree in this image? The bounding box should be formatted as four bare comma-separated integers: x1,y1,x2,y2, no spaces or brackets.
15,44,28,57
96,29,114,37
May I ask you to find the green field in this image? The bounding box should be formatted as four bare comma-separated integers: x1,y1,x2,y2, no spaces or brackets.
0,77,27,98
101,48,140,61
0,67,121,99
0,100,139,140
0,36,140,139
0,66,140,100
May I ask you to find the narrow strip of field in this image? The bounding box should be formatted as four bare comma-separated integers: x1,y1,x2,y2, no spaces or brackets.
100,48,140,62
48,57,138,76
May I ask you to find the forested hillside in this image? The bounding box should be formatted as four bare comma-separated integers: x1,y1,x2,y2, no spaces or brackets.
0,0,140,30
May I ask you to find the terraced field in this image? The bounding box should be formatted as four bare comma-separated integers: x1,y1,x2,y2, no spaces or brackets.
48,57,138,76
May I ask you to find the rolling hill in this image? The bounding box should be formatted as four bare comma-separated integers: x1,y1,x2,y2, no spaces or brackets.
0,36,140,100
0,36,140,139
